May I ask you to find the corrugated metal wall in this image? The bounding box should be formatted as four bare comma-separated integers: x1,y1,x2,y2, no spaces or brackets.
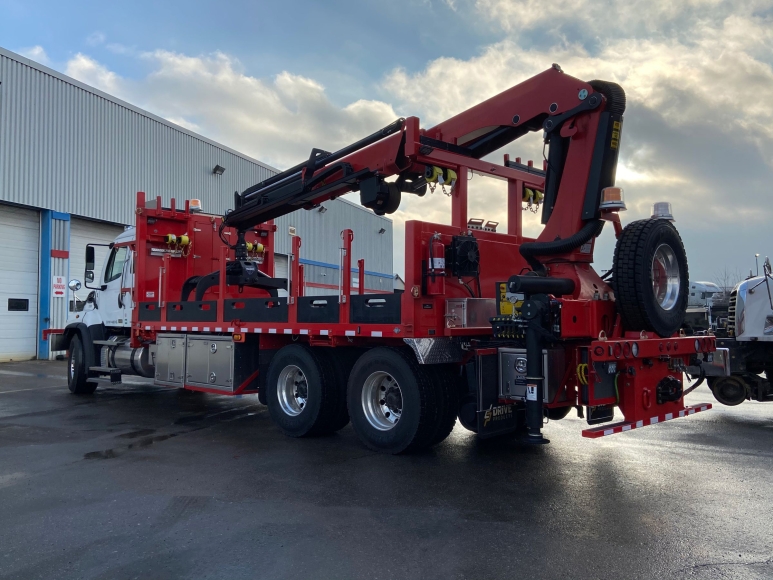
274,198,393,280
0,48,274,226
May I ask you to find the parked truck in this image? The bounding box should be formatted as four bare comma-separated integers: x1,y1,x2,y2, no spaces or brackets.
706,257,773,405
45,66,722,453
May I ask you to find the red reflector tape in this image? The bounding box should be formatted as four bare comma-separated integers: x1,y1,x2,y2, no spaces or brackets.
581,404,712,438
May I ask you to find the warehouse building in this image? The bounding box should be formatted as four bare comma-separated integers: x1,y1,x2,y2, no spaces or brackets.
0,47,393,362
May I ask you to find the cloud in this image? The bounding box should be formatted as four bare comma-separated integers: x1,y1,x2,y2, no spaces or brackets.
86,31,105,46
64,49,399,170
53,2,773,278
16,45,50,66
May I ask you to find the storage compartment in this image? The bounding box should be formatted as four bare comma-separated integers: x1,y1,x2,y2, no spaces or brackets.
184,334,260,393
498,347,565,403
445,298,496,329
167,300,218,322
186,336,235,390
298,296,340,323
155,334,187,386
350,294,401,324
224,297,288,322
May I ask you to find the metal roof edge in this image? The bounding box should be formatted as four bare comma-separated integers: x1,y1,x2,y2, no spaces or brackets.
0,46,279,175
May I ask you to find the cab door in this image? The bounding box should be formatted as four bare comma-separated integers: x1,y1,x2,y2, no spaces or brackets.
99,245,132,327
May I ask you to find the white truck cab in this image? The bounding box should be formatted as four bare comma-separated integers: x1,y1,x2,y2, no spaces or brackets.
59,227,153,394
69,227,135,330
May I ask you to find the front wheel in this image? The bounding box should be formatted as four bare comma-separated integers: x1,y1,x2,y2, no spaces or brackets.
67,335,97,395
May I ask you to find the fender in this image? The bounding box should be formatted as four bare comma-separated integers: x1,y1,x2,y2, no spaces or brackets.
60,322,107,371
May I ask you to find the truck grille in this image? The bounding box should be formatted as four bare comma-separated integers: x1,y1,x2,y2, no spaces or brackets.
727,290,737,336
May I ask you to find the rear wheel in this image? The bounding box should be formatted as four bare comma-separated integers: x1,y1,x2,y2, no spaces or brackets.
710,375,748,406
347,348,438,454
67,335,97,395
267,344,342,437
613,219,689,337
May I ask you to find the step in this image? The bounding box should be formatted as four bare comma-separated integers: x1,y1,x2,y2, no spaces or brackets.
88,366,122,385
86,376,123,385
92,340,121,346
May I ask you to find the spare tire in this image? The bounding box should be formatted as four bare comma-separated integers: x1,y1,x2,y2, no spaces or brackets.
613,218,688,337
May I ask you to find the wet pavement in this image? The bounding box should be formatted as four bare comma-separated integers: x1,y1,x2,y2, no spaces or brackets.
0,359,771,579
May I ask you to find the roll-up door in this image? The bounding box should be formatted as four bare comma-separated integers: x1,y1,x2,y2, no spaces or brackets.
0,204,40,361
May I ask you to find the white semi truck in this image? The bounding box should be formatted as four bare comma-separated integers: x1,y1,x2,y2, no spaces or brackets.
707,257,773,405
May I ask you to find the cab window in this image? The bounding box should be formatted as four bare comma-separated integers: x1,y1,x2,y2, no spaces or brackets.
104,246,129,283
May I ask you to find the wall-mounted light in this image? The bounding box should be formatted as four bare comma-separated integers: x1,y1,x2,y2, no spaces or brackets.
317,205,328,213
378,227,386,234
213,164,226,175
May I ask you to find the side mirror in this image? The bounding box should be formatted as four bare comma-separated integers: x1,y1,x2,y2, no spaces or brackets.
85,245,95,271
85,245,96,285
68,279,82,292
765,257,771,276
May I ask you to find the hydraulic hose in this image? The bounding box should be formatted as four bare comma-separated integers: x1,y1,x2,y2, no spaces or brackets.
519,219,604,274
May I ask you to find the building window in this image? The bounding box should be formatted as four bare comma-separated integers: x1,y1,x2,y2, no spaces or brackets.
8,298,29,311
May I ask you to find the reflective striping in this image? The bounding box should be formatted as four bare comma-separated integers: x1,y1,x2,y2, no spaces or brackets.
227,327,234,332
321,330,329,335
269,329,277,334
215,327,222,332
171,326,177,331
241,328,248,333
371,331,383,337
161,326,167,331
145,326,151,330
254,328,262,333
192,327,199,332
345,330,355,336
300,329,309,335
203,327,210,332
583,404,712,438
182,327,187,331
283,329,292,334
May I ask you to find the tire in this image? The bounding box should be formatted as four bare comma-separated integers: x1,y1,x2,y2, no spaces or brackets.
546,406,573,420
266,344,342,437
710,375,748,406
613,219,689,337
347,348,439,454
67,335,97,395
427,365,461,445
318,348,362,433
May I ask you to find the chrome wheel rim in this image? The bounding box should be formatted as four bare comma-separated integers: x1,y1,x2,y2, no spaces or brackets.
361,371,402,431
652,244,680,310
277,365,308,417
69,357,75,380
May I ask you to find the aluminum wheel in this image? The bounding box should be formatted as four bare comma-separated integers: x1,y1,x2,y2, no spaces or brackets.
361,371,403,431
651,244,681,311
276,365,308,417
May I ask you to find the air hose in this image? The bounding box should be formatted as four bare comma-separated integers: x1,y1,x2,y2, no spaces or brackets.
519,219,604,274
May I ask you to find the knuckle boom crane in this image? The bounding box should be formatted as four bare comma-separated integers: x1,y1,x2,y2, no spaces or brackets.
49,65,722,454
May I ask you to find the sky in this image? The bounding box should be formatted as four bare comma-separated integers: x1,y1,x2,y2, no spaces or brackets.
2,0,772,282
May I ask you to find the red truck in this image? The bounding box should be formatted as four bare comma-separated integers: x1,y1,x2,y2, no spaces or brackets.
46,65,721,454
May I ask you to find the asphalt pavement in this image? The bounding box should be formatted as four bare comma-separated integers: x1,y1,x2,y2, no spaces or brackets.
0,360,771,580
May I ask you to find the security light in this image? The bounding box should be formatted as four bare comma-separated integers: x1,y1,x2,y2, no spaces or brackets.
378,227,386,234
213,164,225,175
